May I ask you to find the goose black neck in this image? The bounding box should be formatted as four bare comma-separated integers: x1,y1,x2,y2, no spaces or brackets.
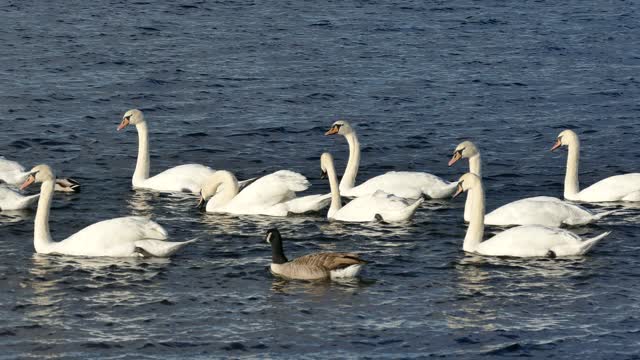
269,232,288,264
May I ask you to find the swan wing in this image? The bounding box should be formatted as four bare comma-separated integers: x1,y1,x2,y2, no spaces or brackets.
578,173,640,202
346,171,454,199
334,191,421,222
477,225,585,257
485,196,594,227
230,170,310,209
139,164,216,193
0,187,39,210
53,216,168,257
0,157,27,185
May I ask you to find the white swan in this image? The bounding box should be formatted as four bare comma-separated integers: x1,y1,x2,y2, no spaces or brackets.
20,164,195,257
321,152,423,222
454,172,610,257
0,185,39,211
0,157,80,192
117,109,217,193
325,121,456,199
552,129,640,202
449,141,614,227
198,170,330,216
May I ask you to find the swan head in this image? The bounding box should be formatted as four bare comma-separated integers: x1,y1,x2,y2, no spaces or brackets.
551,129,578,151
452,173,480,198
117,109,145,131
449,141,479,166
19,164,55,190
320,152,335,178
325,120,354,136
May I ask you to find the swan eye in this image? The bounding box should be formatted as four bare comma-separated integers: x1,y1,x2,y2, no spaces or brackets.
125,115,132,120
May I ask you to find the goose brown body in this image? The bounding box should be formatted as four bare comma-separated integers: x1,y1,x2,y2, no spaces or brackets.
265,229,366,280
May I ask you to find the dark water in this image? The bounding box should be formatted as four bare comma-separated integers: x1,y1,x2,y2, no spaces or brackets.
1,0,640,358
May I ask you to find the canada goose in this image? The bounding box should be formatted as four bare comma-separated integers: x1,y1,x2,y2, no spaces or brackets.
265,228,366,280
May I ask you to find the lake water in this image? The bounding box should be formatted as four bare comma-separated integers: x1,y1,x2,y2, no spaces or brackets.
1,0,639,358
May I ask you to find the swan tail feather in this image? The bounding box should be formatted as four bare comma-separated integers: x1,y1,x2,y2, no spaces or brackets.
285,193,331,214
134,238,197,258
591,210,618,222
578,231,611,255
380,198,424,222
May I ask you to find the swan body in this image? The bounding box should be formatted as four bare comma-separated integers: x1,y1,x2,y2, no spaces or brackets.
200,170,330,216
454,173,609,257
118,109,217,193
0,157,80,192
0,186,39,211
325,121,456,199
266,229,366,280
449,141,614,226
552,129,640,202
321,152,423,222
21,164,194,257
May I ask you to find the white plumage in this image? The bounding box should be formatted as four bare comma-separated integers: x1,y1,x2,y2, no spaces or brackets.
201,170,329,216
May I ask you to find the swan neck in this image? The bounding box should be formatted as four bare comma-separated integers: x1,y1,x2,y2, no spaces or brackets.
204,171,239,207
463,154,481,222
469,154,482,177
133,121,150,185
34,180,55,252
325,159,343,217
340,132,360,192
463,181,485,252
564,139,580,199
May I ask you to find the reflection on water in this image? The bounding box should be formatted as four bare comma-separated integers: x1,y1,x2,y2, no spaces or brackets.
0,209,33,225
448,254,589,332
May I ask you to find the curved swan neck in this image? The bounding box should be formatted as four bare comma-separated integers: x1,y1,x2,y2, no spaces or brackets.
34,179,55,252
464,179,485,252
324,158,343,217
133,121,150,186
339,131,360,192
203,171,239,206
564,138,580,199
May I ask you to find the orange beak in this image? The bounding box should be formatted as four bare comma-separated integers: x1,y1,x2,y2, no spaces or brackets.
452,183,464,198
448,152,462,167
325,126,339,136
550,139,562,152
117,118,130,131
20,175,35,191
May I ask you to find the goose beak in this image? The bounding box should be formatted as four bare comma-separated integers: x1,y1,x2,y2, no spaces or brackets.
550,139,562,152
325,126,339,136
20,175,35,191
452,183,464,199
448,152,462,166
117,118,130,131
196,195,206,211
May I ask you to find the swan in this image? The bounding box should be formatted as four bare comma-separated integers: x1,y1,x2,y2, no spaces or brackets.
0,185,39,211
449,141,614,227
0,157,80,192
117,109,218,193
552,129,640,202
20,164,195,257
197,170,330,216
453,172,610,257
321,152,423,222
266,228,366,280
325,120,456,199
